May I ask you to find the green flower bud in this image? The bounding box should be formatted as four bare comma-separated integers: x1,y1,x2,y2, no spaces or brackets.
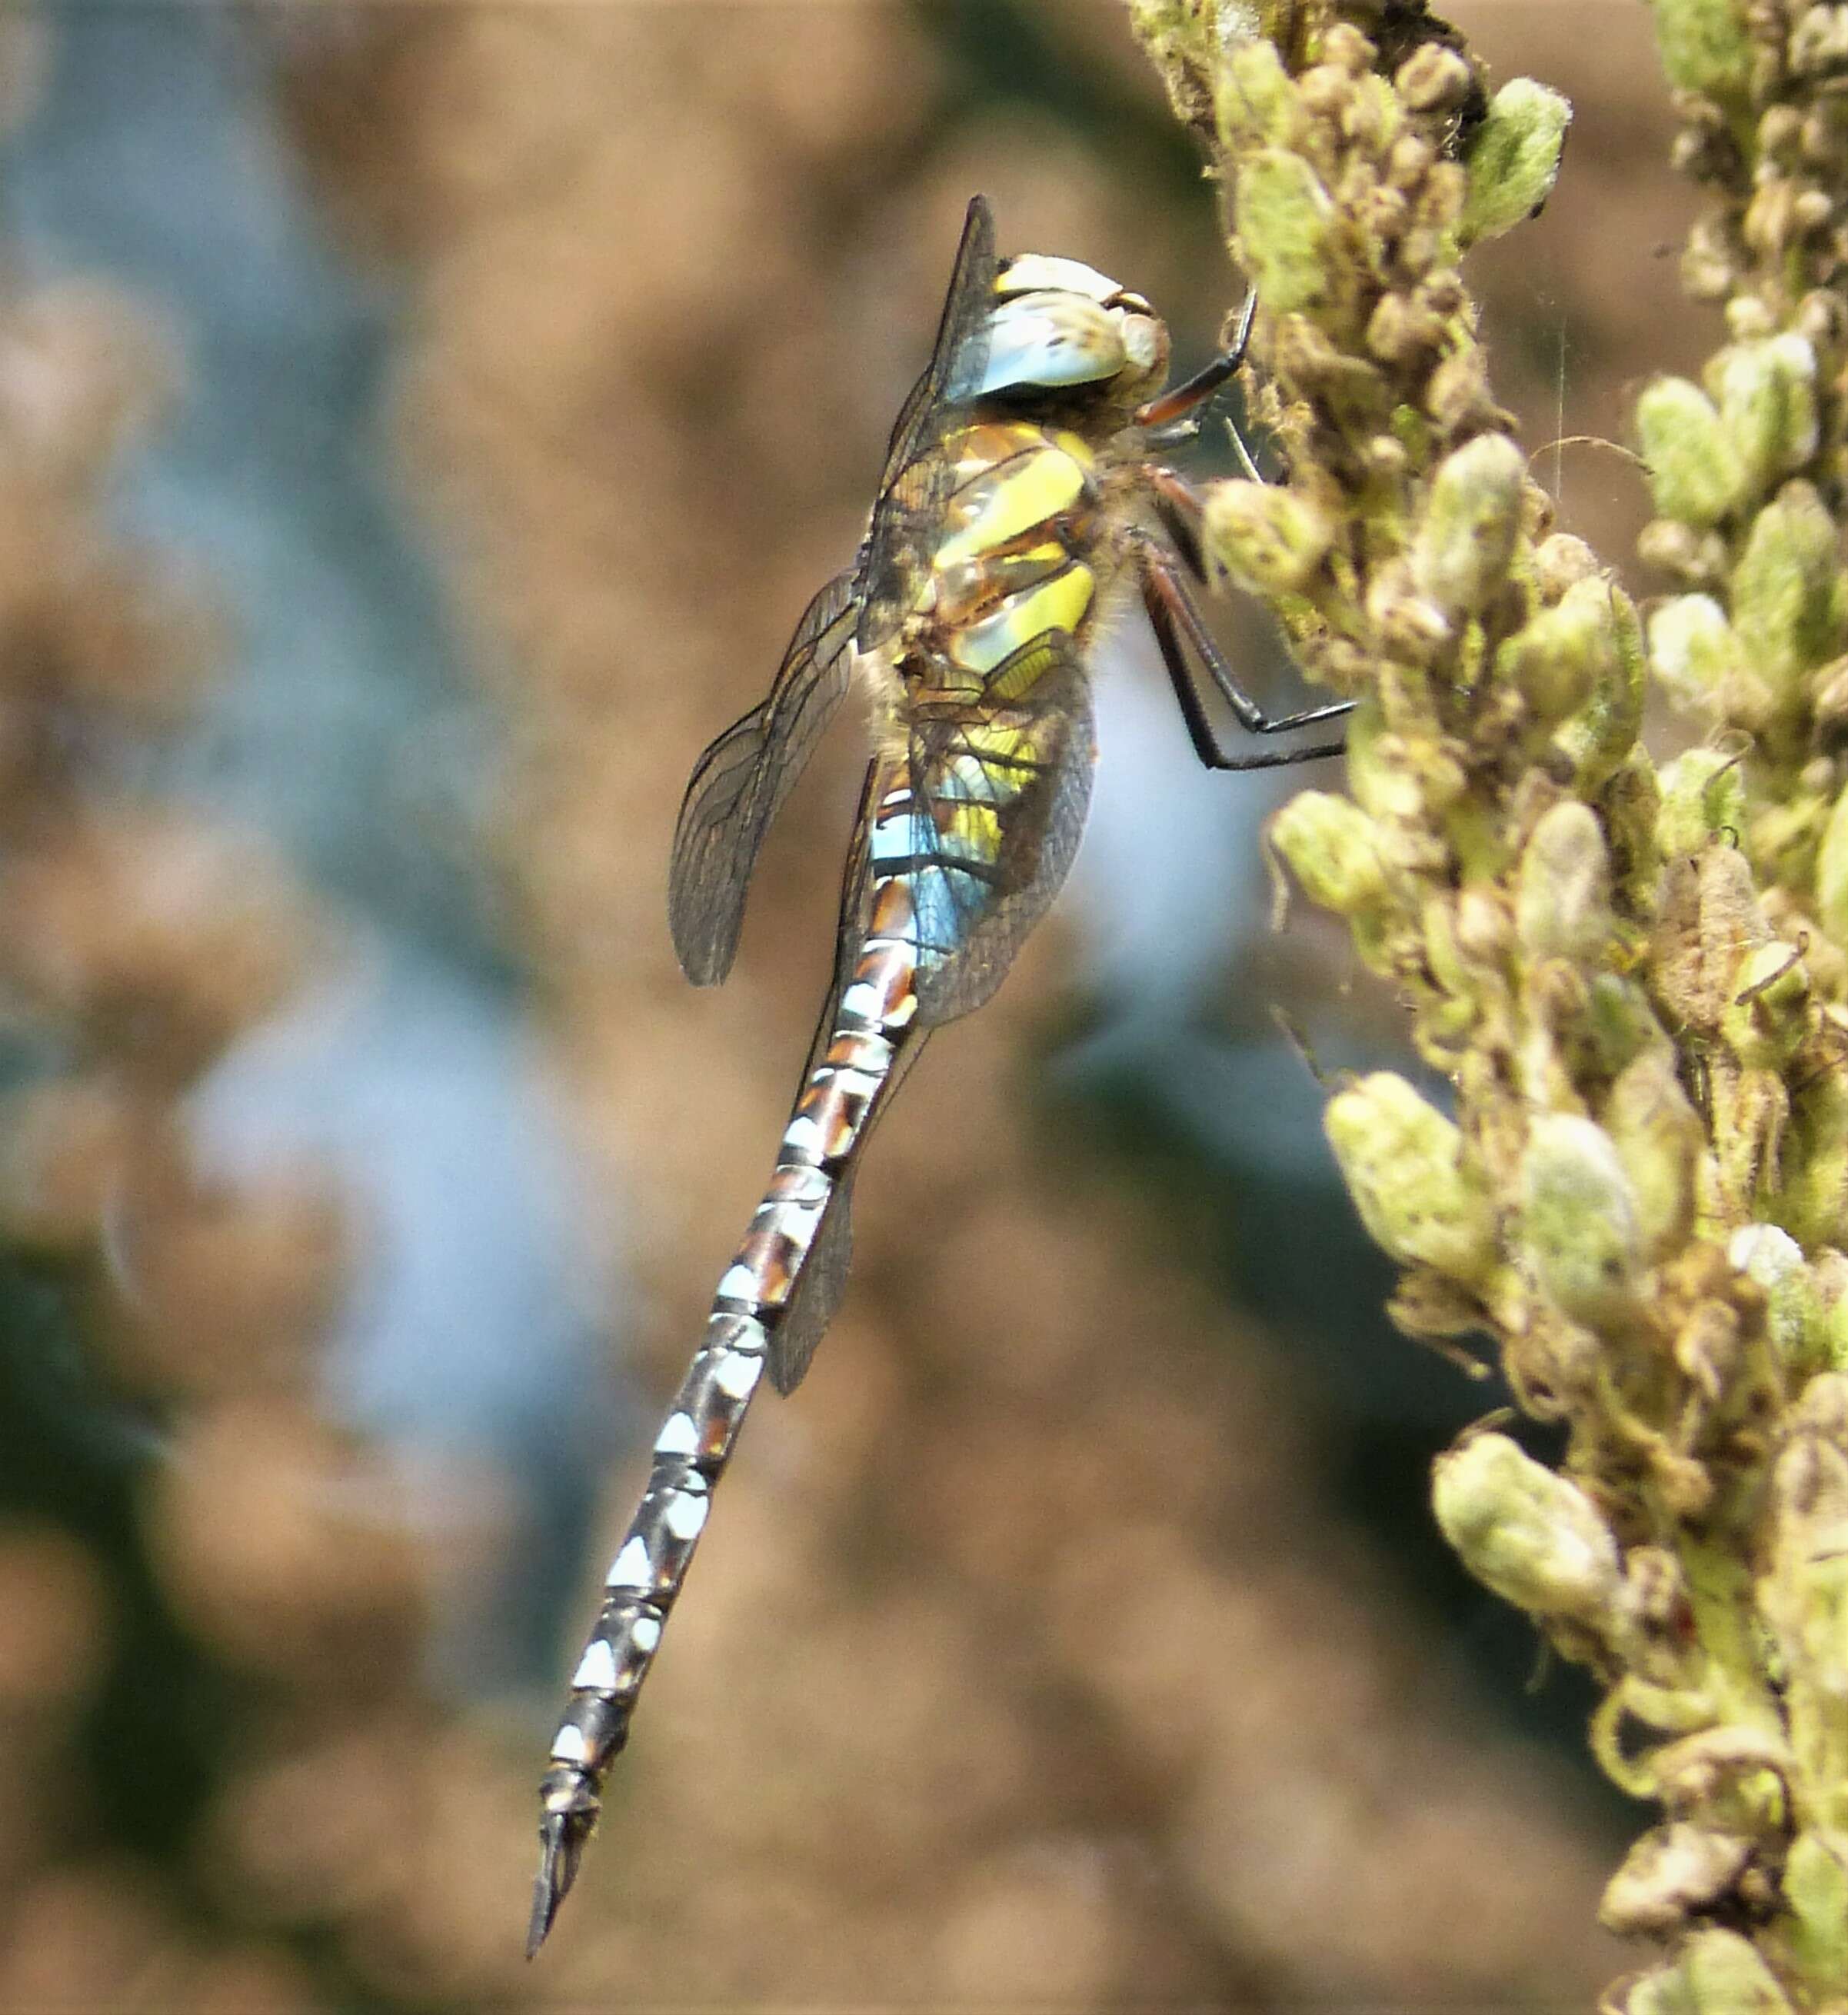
1549,583,1647,791
1623,1930,1793,2015
1723,939,1810,1071
1655,748,1744,859
1785,1830,1848,1985
1729,1223,1822,1367
1713,334,1820,493
1325,1074,1498,1284
1782,1072,1848,1257
1214,27,1304,151
1733,482,1843,699
1460,78,1573,245
1411,433,1526,615
1649,594,1738,714
1204,478,1332,595
1269,791,1384,917
1815,777,1848,948
1637,377,1747,526
1646,0,1755,105
1515,802,1613,965
1766,1378,1848,1677
1495,584,1598,724
1520,1114,1646,1326
1605,1048,1703,1260
1233,148,1337,315
1432,1433,1620,1623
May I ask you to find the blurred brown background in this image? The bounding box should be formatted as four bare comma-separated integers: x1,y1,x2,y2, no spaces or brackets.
0,5,1698,2009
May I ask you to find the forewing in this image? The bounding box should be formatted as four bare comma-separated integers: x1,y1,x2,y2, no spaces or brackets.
668,570,859,985
905,639,1097,1027
856,196,997,654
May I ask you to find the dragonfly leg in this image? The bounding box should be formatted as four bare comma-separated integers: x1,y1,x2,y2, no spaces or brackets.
1137,544,1350,772
1134,291,1257,431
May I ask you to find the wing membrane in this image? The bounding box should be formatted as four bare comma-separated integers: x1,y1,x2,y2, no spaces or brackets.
904,638,1097,1027
668,570,859,985
856,196,997,654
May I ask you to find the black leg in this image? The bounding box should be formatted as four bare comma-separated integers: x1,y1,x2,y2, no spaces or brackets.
1141,543,1352,746
1134,292,1258,431
1139,553,1349,773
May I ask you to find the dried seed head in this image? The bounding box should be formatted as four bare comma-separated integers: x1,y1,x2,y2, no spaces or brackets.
1600,1822,1753,1936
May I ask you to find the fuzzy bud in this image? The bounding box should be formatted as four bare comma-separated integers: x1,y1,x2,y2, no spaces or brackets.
1204,479,1333,595
1324,1074,1498,1284
1269,791,1385,918
1604,1048,1703,1260
1623,1930,1793,2014
1648,594,1738,714
1548,583,1647,791
1432,1434,1621,1624
1214,29,1304,152
1233,148,1337,315
1656,748,1744,859
1459,78,1572,245
1731,482,1843,700
1411,433,1527,615
1495,581,1600,724
1713,334,1820,494
1813,776,1848,947
1637,377,1747,526
1647,0,1755,105
1515,802,1613,965
1784,1830,1848,1987
1763,1376,1848,1717
1520,1114,1647,1327
1729,1223,1821,1367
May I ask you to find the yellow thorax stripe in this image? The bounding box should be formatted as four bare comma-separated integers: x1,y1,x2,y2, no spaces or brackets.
934,442,1089,573
949,564,1095,677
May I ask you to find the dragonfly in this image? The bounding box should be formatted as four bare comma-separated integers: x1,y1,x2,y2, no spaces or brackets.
528,194,1350,1953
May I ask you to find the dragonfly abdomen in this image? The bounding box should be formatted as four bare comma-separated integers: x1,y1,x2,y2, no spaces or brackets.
531,824,927,1950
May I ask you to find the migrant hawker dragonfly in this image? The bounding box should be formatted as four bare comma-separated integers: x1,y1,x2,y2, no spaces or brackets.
529,195,1349,1952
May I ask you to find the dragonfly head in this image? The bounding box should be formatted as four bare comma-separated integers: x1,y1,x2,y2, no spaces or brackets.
961,251,1170,416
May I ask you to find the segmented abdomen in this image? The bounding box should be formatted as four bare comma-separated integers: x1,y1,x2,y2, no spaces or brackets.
535,784,927,1875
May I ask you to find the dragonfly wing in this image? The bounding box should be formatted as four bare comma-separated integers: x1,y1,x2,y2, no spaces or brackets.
668,570,860,984
901,635,1097,1027
856,196,997,654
